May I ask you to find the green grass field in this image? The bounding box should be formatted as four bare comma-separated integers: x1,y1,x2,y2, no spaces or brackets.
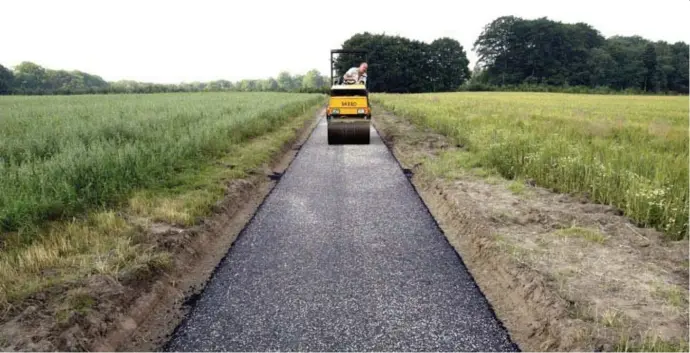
0,92,323,233
372,92,688,240
0,92,325,305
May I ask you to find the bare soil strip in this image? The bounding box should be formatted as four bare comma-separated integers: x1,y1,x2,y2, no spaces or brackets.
371,106,689,352
0,107,324,352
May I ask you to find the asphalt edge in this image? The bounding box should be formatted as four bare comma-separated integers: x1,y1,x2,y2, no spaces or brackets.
161,108,326,351
370,108,522,352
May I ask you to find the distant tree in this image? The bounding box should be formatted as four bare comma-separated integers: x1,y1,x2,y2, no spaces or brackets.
293,74,304,89
587,47,616,87
215,80,233,90
13,61,47,94
262,77,279,91
205,81,220,91
605,36,647,90
0,64,14,94
237,79,258,91
429,37,471,91
301,69,325,90
277,71,295,91
669,42,689,93
473,16,521,85
642,43,658,92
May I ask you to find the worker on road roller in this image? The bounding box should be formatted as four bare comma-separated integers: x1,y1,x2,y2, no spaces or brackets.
343,62,368,86
327,49,371,145
341,62,370,110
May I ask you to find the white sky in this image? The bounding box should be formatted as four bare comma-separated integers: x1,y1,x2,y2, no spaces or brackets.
3,0,689,84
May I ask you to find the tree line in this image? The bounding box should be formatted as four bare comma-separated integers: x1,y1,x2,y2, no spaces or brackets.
470,16,688,94
1,15,688,96
335,18,687,94
0,62,331,95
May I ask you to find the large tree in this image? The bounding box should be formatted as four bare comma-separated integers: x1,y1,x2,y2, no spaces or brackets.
13,61,47,94
473,16,522,85
429,37,471,91
474,16,605,86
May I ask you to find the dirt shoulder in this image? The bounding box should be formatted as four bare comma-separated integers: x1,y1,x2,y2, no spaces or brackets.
0,106,325,352
372,106,689,352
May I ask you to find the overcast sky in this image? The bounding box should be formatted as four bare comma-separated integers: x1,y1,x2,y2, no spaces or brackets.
3,0,689,83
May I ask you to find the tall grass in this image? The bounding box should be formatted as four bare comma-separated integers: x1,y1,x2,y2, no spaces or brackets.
373,92,688,239
0,92,325,233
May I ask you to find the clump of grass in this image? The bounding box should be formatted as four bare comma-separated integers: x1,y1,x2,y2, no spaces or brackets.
615,334,689,352
507,179,526,195
373,92,688,239
600,309,624,328
652,283,687,308
55,288,96,325
556,225,607,244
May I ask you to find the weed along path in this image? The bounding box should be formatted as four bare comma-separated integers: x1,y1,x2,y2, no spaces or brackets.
164,116,518,351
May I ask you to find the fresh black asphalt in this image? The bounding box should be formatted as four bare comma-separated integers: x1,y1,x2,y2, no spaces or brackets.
164,116,519,352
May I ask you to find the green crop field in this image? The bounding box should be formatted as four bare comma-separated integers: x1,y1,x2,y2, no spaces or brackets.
0,91,325,305
0,92,323,233
373,92,689,240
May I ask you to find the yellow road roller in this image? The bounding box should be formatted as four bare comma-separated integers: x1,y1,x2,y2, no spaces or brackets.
327,49,371,145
